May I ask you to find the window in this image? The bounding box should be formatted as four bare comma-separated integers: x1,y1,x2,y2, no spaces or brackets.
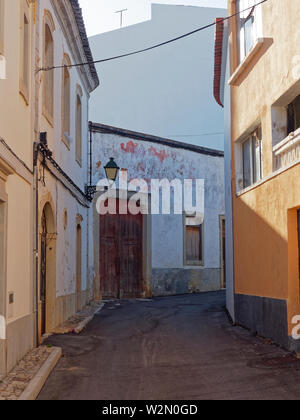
242,127,262,189
43,22,54,123
272,93,300,149
20,6,30,103
0,0,4,56
22,14,29,88
61,62,71,146
236,0,261,64
75,93,82,165
287,95,300,136
184,214,204,266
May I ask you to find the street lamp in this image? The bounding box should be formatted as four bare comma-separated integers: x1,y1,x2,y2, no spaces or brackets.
104,158,119,182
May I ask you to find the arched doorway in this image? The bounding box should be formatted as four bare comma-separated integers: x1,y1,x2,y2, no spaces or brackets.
40,210,47,335
76,223,82,312
39,202,56,341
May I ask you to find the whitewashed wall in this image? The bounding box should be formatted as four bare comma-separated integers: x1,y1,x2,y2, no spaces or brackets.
224,44,235,321
92,130,225,296
38,0,94,312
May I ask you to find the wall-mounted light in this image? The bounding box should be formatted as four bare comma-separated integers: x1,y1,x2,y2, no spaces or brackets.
104,158,119,182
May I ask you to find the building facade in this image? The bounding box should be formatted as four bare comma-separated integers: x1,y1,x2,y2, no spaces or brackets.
88,4,226,151
0,0,36,378
216,0,300,351
90,123,225,299
0,0,98,378
35,0,98,341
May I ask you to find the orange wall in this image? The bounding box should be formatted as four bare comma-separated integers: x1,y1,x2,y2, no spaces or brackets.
233,166,300,333
228,0,300,334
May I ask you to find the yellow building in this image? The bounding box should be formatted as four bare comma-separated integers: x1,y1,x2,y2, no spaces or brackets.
223,0,300,351
0,0,99,378
0,0,36,377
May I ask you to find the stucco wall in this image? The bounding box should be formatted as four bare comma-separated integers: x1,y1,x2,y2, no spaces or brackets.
0,0,35,376
38,0,91,192
89,4,226,150
228,0,300,347
36,0,95,330
224,47,234,321
0,0,33,168
92,130,225,296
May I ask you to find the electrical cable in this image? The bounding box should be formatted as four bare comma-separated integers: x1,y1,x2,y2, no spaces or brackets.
37,0,268,73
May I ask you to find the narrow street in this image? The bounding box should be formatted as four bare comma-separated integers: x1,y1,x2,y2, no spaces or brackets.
38,292,300,401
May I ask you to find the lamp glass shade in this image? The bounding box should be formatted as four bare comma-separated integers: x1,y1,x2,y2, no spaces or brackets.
104,158,119,182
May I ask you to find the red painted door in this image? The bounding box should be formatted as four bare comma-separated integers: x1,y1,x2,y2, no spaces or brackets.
100,201,143,299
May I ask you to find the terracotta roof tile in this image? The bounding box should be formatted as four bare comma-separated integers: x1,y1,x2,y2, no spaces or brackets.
69,0,99,87
213,18,225,108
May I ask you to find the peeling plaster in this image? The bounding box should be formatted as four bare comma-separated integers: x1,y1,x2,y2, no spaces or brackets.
148,146,169,163
92,132,225,272
121,141,139,154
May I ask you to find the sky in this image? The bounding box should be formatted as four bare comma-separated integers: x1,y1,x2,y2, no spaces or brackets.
79,0,227,37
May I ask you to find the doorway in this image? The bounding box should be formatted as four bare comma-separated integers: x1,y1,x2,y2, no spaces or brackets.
0,200,6,378
76,223,82,312
100,200,144,299
40,210,47,335
220,215,226,289
39,201,56,341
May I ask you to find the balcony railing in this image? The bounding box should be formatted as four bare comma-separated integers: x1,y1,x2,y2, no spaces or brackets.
273,128,300,171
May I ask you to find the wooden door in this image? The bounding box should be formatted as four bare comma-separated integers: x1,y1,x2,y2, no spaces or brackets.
119,213,143,299
40,210,47,335
100,212,119,299
100,201,143,299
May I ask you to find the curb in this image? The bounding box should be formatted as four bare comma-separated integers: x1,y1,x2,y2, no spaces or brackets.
74,303,105,334
18,347,62,400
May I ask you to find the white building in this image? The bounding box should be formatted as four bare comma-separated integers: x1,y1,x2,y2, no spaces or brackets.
34,0,99,341
88,4,226,150
90,123,224,298
213,18,234,320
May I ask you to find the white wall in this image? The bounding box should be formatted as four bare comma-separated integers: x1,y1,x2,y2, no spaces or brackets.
39,0,90,192
224,48,235,320
38,0,93,300
89,4,226,150
92,132,224,271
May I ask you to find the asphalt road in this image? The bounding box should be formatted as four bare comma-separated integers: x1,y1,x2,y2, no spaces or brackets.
38,291,300,400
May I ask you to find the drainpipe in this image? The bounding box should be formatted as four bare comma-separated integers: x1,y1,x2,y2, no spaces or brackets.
89,121,93,187
33,0,41,347
88,121,92,302
33,142,39,348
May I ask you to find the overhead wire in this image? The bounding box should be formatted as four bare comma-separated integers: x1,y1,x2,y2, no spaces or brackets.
37,0,268,73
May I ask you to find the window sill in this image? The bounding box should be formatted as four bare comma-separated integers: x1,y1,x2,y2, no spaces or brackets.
76,157,82,168
42,107,54,128
273,128,300,153
236,156,300,198
228,38,268,86
273,128,300,171
19,79,29,106
184,262,204,268
61,133,71,150
236,180,262,197
183,266,205,270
